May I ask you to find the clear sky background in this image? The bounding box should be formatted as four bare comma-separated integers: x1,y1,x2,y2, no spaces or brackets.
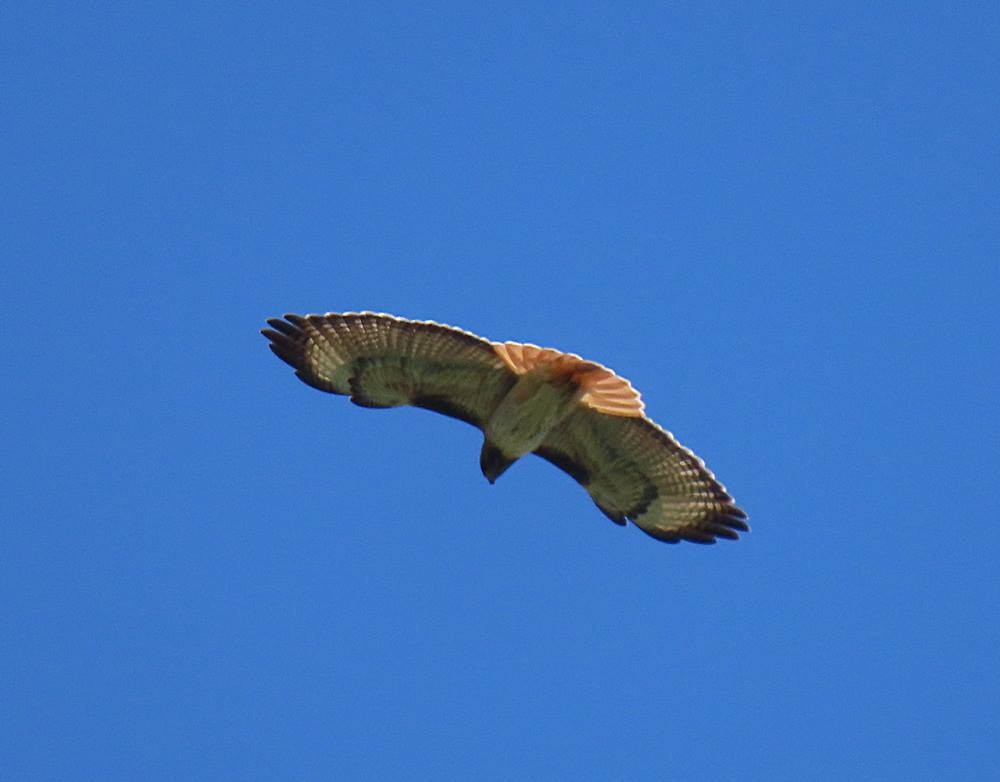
4,4,998,780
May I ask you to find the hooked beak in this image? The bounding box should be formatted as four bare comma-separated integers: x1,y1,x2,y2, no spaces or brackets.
480,441,515,484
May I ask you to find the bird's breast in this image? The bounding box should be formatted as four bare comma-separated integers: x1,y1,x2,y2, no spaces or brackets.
485,372,580,457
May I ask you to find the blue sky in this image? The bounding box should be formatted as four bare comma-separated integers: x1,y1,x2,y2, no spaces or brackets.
4,3,998,780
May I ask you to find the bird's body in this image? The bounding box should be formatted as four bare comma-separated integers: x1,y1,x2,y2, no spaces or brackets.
486,370,579,460
262,311,748,545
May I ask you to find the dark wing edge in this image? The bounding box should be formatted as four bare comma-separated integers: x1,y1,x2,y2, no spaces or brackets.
534,410,749,545
261,314,336,392
627,415,749,545
261,311,516,428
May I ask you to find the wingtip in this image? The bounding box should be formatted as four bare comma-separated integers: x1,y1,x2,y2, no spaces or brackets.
265,336,305,370
265,317,302,337
719,512,750,533
705,524,741,541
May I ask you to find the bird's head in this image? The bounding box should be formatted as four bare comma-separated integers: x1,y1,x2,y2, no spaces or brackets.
480,441,516,484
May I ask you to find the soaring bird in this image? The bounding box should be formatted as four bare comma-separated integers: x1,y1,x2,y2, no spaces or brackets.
262,312,748,545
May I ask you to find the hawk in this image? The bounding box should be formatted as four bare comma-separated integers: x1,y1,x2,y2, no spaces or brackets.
262,312,748,545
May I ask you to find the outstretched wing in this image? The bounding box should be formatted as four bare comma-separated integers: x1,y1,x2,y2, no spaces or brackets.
535,407,748,544
262,312,517,428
